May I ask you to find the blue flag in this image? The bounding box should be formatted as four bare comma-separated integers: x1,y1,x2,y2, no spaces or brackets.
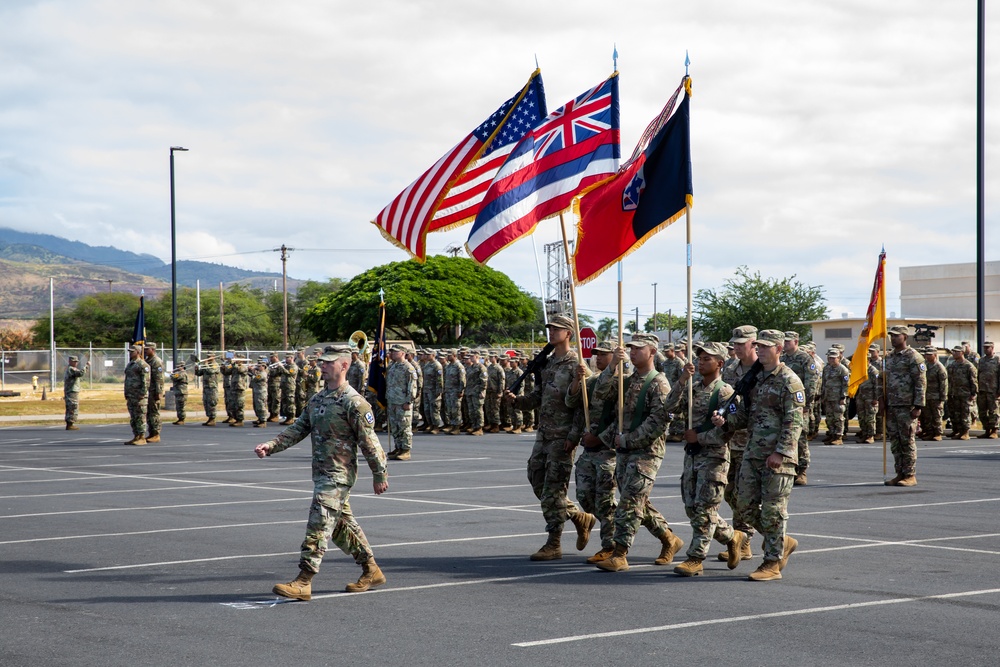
366,298,387,409
130,294,146,347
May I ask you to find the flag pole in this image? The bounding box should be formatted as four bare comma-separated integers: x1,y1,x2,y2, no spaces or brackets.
617,261,624,434
559,212,590,430
531,235,549,326
685,203,693,428
882,332,887,477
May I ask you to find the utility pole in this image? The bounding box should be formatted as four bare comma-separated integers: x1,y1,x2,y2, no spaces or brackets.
274,245,295,352
635,306,639,334
652,282,657,333
219,282,225,352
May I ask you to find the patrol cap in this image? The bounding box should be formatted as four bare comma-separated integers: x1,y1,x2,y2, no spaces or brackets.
546,314,575,331
783,331,799,341
68,355,79,362
950,345,964,353
626,333,660,349
127,344,142,353
730,325,758,343
868,344,881,351
144,342,156,349
922,346,938,355
388,344,406,352
177,361,186,367
661,342,675,351
754,329,785,347
888,325,909,336
831,343,845,351
985,341,995,347
317,345,352,361
826,348,841,357
694,341,728,359
594,339,615,353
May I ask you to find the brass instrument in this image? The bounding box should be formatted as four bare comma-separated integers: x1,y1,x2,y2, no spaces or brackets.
350,330,371,364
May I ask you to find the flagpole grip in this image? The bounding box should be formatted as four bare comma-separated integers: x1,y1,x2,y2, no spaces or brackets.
618,271,624,435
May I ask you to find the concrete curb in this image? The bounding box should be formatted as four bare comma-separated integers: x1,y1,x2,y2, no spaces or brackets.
0,411,206,423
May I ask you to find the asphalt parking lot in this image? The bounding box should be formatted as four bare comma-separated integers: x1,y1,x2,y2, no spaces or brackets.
1,422,997,666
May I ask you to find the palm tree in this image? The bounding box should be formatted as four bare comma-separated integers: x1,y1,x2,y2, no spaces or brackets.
597,317,617,340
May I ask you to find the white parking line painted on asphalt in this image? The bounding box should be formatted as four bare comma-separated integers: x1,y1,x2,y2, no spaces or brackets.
511,587,1000,647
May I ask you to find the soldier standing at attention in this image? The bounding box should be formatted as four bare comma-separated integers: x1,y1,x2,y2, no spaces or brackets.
593,333,684,572
255,345,389,599
220,352,235,424
883,326,926,486
464,351,488,436
279,353,299,425
303,356,321,404
266,352,282,422
855,353,881,444
404,350,422,430
820,349,850,446
502,356,524,434
63,354,88,430
947,345,978,440
250,358,269,427
294,350,308,418
143,343,164,443
506,315,597,561
385,344,417,461
169,361,189,425
347,350,367,395
443,349,466,434
195,353,220,426
919,347,947,441
716,329,805,582
420,350,444,434
124,345,150,445
229,357,248,427
485,351,506,433
780,331,819,486
667,341,746,577
976,342,999,438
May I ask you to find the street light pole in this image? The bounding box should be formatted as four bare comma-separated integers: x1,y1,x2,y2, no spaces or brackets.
652,282,657,333
169,146,188,370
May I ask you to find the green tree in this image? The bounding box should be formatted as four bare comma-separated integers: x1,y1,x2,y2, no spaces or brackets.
464,297,546,346
144,284,281,350
644,311,687,332
264,278,345,348
597,317,617,340
32,292,140,346
692,266,827,342
303,255,537,345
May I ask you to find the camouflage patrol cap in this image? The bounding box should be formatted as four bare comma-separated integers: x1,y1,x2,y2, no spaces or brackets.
68,355,79,362
177,360,186,367
888,325,909,336
388,344,406,353
985,341,995,347
317,345,352,361
661,342,675,351
144,342,156,349
950,345,964,353
594,339,615,353
693,341,728,359
754,330,785,347
546,314,574,330
868,344,881,351
922,346,938,355
626,333,659,349
783,331,799,341
730,325,758,343
826,348,841,357
127,344,142,353
831,343,845,351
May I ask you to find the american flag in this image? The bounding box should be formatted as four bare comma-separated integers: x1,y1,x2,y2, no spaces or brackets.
465,73,620,265
372,70,545,261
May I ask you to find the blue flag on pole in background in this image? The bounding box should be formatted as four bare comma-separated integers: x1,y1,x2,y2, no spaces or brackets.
130,293,146,347
366,296,387,409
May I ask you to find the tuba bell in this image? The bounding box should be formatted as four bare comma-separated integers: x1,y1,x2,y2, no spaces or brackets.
349,330,371,364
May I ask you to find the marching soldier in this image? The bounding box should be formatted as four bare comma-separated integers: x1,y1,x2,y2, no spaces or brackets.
780,332,819,486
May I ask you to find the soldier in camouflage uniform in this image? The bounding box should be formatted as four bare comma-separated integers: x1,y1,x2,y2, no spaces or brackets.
250,359,269,427
666,342,747,577
720,329,805,581
266,353,282,422
717,325,758,563
278,354,299,425
821,349,850,445
228,358,248,427
855,357,881,443
405,351,423,429
780,331,819,486
919,347,947,441
347,350,367,395
386,344,417,460
303,357,321,404
507,315,597,561
804,342,825,440
502,356,524,433
592,333,684,572
194,353,220,426
219,353,235,423
169,361,189,425
256,344,389,599
661,344,685,442
947,345,978,440
883,326,926,486
421,350,444,433
63,354,87,430
142,343,164,442
485,351,506,433
521,357,537,432
463,351,488,436
443,350,466,434
870,345,886,437
292,350,306,418
976,342,999,438
123,345,150,445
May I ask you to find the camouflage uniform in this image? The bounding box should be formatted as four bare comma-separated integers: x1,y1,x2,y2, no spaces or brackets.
730,358,805,565
406,356,423,427
386,357,417,453
855,362,880,442
486,359,505,429
661,355,684,439
279,360,298,421
464,359,488,431
821,360,850,440
780,343,819,477
443,357,466,429
522,369,537,430
266,358,282,420
664,371,737,560
169,366,189,423
63,362,85,426
294,356,308,418
976,352,1000,435
229,361,248,423
921,355,947,440
250,365,269,424
421,356,444,429
347,357,367,395
947,355,978,436
219,358,235,421
303,362,321,404
194,360,220,421
261,382,387,573
503,364,523,429
124,354,150,438
884,339,926,477
145,352,164,437
721,357,755,538
513,348,586,539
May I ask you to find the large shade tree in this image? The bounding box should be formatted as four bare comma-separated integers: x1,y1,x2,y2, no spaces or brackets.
303,255,537,344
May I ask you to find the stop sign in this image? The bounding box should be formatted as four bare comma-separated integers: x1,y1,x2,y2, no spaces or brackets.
579,327,598,359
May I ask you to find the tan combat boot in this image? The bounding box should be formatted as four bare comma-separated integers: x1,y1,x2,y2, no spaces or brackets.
145,434,160,443
989,430,999,440
793,473,807,486
173,420,185,425
726,531,747,570
530,533,563,561
586,547,614,564
345,560,386,593
203,419,215,426
778,536,798,571
230,420,244,427
896,475,917,487
267,415,280,423
470,428,484,436
653,531,684,566
673,558,703,577
884,474,904,486
124,436,146,446
595,545,629,572
281,418,294,425
394,450,411,461
510,427,522,434
273,567,315,600
570,512,597,551
253,421,265,428
429,428,441,435
66,423,79,431
748,560,782,581
718,535,753,563
828,438,843,446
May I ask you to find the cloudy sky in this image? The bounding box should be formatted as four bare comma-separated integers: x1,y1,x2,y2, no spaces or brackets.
2,1,997,326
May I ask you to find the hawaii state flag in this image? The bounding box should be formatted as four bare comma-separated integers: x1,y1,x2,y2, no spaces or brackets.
572,77,692,284
847,250,887,398
465,73,620,264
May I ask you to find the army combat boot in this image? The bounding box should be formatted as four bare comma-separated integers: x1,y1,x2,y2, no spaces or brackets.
203,418,216,426
595,545,629,572
66,423,79,431
145,433,160,443
726,530,747,570
896,475,917,487
124,436,146,446
793,472,808,486
570,512,597,551
273,567,315,600
718,534,753,563
394,450,411,461
748,560,782,581
778,536,798,571
653,531,684,565
586,547,614,564
530,533,562,561
673,558,703,577
345,560,386,593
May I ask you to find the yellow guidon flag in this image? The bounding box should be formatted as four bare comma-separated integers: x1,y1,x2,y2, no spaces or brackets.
847,250,887,397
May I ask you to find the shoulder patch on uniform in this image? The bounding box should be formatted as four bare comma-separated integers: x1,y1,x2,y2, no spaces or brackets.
809,363,816,370
794,390,805,403
728,401,737,414
919,363,926,371
365,411,375,425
